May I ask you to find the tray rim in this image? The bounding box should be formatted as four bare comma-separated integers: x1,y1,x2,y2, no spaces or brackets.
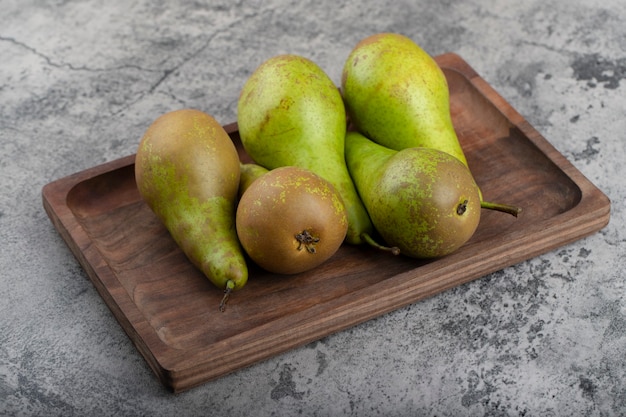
41,52,611,393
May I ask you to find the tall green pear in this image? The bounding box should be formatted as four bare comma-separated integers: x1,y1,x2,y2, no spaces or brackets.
345,131,481,259
135,109,248,311
342,33,521,218
341,32,467,167
237,54,374,246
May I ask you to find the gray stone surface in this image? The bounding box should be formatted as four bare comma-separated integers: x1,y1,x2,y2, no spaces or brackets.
1,0,625,415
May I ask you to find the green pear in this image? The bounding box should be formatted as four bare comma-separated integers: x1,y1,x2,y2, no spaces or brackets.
341,32,468,166
237,54,375,245
345,131,481,259
135,109,248,311
342,33,521,218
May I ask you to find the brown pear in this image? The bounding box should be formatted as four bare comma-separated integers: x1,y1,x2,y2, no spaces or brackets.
135,109,247,310
236,166,348,274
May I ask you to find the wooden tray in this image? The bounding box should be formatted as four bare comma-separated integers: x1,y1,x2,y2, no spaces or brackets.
42,53,610,393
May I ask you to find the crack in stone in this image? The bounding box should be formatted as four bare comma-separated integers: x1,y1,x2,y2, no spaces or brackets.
2,9,258,118
519,39,578,58
110,13,256,115
108,37,215,116
0,35,160,74
148,68,175,94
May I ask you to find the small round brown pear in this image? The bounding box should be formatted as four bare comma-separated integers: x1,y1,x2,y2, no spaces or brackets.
236,166,348,274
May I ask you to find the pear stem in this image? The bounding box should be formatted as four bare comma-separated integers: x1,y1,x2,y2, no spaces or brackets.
481,201,522,217
219,280,236,312
361,233,401,256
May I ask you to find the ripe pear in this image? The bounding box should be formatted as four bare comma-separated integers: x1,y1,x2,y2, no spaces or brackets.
341,32,468,167
237,54,374,246
342,33,521,218
135,109,248,311
236,166,348,275
345,131,481,259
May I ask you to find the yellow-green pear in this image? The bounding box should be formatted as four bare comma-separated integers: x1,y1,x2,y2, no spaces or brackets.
342,33,521,218
345,131,481,259
237,54,375,246
135,109,248,311
342,32,468,166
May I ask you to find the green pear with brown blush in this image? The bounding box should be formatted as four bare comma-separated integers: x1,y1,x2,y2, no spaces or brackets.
236,166,348,275
135,109,247,311
345,131,481,259
237,54,376,246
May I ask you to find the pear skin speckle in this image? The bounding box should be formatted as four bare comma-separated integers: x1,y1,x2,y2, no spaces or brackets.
345,131,481,259
135,109,248,296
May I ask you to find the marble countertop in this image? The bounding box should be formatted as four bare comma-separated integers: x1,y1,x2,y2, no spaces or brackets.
2,0,625,415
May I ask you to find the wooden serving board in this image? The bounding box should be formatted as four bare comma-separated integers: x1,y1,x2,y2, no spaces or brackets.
42,53,610,393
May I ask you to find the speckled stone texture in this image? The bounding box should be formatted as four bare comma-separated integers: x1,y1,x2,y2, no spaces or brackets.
1,0,625,416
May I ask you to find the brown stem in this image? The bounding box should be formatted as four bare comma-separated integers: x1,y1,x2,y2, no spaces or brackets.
361,232,400,256
481,201,522,217
219,280,235,312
